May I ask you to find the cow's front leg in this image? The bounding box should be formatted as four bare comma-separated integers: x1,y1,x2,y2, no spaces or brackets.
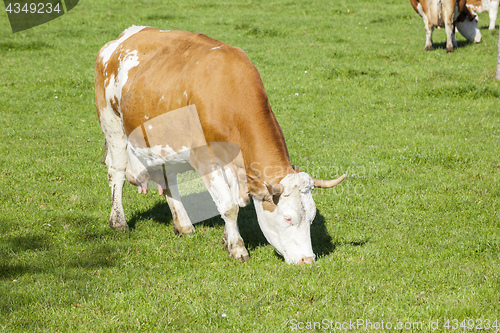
204,168,249,262
221,205,249,262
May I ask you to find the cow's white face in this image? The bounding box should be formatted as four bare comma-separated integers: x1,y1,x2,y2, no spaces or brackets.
456,15,482,43
253,173,316,264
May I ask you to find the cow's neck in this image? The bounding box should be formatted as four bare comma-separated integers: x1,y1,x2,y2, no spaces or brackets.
239,104,295,186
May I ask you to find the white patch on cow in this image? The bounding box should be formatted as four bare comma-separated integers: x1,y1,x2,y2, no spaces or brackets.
126,142,194,192
144,115,149,120
253,172,316,264
118,50,139,87
416,3,425,16
131,144,191,167
183,91,188,99
208,168,236,212
100,25,148,68
104,49,140,110
210,45,223,50
99,106,128,170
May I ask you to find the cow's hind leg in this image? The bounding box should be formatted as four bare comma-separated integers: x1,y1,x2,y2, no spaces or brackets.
443,6,456,52
418,6,434,50
162,172,195,235
490,0,499,30
100,107,129,231
424,23,434,51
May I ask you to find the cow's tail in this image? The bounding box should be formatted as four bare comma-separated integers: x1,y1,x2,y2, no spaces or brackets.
101,140,108,165
410,0,421,14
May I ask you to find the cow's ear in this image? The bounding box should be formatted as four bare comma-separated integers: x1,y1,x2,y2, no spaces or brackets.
458,0,467,11
246,174,283,202
291,165,301,173
246,174,269,200
264,182,283,205
464,3,477,19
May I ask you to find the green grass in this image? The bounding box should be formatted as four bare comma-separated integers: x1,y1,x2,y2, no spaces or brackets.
1,0,499,331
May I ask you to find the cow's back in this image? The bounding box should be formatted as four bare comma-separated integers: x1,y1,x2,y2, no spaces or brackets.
95,27,267,147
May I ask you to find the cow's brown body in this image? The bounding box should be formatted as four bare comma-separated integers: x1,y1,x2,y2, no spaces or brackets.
95,28,293,187
94,26,344,264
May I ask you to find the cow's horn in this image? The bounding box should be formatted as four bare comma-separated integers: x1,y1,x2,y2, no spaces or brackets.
313,174,346,188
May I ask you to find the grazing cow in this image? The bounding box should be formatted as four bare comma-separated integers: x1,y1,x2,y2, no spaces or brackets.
410,0,482,52
94,26,346,264
466,0,499,29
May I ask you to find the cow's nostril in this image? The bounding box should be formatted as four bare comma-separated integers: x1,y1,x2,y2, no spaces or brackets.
301,256,314,264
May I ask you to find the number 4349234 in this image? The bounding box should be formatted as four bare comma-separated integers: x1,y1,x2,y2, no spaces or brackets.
5,2,61,14
443,319,499,330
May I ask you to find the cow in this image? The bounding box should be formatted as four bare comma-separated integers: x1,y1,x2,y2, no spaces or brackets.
94,26,346,264
410,0,482,52
466,0,499,29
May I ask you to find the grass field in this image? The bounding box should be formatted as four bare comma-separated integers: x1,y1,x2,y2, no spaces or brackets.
1,0,499,331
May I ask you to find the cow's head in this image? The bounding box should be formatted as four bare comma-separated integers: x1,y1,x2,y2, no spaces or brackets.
251,171,345,264
456,7,482,43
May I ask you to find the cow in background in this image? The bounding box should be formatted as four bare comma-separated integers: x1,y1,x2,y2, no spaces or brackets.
411,0,482,52
466,0,499,29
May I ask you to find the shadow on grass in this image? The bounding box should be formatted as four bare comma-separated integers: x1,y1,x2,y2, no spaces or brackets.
311,210,336,258
0,244,117,281
0,214,125,316
431,40,472,51
6,234,52,252
0,234,51,280
127,200,173,230
127,198,341,261
0,216,119,282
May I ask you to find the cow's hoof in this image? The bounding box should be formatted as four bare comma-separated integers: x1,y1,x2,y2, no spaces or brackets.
110,221,128,231
424,45,433,51
174,225,195,235
446,46,454,53
239,254,250,262
230,249,250,262
109,213,128,231
227,243,250,262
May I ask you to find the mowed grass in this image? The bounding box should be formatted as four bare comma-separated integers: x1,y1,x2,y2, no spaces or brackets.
1,0,499,331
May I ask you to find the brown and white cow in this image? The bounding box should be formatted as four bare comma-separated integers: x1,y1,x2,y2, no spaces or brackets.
94,26,345,264
466,0,499,29
410,0,482,52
